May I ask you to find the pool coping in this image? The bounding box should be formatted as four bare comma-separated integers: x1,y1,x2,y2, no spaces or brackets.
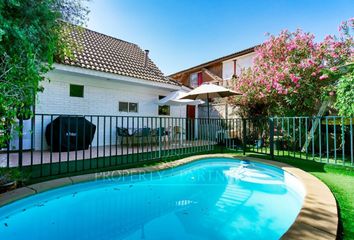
0,154,338,239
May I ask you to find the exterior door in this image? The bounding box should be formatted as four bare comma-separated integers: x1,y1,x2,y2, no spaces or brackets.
186,105,195,140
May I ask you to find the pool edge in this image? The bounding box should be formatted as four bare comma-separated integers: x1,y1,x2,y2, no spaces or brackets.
235,156,338,240
0,154,338,240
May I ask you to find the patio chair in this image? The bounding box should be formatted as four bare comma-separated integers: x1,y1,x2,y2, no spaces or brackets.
172,126,185,142
133,127,151,138
116,127,131,145
150,127,168,145
151,127,167,137
131,127,154,145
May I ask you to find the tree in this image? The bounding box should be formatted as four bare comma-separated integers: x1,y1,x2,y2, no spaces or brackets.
0,0,89,146
230,19,354,117
335,65,354,116
332,19,354,116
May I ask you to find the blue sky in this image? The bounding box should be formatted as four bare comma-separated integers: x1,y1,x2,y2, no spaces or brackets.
87,0,354,75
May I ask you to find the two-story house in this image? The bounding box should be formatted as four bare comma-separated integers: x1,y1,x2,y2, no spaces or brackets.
169,46,257,119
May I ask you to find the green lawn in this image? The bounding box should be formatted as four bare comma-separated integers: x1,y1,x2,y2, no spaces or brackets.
245,145,353,166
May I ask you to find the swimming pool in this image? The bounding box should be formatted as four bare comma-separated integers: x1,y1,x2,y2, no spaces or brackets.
0,157,305,240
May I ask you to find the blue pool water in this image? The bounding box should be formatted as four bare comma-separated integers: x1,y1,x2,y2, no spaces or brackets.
0,158,305,240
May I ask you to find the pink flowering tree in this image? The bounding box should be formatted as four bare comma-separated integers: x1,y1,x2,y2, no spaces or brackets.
231,19,354,117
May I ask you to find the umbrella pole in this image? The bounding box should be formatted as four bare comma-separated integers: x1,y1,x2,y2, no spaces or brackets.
207,94,210,150
207,93,210,120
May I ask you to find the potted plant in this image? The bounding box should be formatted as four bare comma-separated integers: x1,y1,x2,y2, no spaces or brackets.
0,168,27,193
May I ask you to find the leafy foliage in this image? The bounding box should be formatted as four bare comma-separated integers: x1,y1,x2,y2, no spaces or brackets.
230,19,354,117
335,64,354,116
0,0,89,146
0,167,28,185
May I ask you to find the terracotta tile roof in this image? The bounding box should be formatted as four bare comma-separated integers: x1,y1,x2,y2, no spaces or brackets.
56,25,178,86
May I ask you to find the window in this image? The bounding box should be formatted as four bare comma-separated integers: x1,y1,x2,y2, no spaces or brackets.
159,106,170,116
189,73,198,88
70,84,84,98
189,72,203,88
119,102,138,113
158,96,170,116
119,102,129,112
129,102,138,113
222,61,234,80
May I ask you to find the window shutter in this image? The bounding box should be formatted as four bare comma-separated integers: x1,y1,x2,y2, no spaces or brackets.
197,72,203,86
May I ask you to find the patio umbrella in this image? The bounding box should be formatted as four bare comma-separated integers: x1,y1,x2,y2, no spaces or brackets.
158,90,204,117
180,83,241,119
158,90,204,106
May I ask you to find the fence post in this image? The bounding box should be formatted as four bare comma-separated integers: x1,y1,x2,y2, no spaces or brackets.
269,117,274,160
5,130,10,168
18,118,23,168
158,117,162,159
242,118,247,155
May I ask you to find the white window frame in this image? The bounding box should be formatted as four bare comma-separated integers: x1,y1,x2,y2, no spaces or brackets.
118,101,139,113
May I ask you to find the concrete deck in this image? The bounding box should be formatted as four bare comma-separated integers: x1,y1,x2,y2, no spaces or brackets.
0,140,214,167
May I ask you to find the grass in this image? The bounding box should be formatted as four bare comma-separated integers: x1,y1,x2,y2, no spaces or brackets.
245,145,353,166
18,146,353,239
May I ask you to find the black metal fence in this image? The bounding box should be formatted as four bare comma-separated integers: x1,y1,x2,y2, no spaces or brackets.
1,114,229,178
225,116,354,166
1,114,353,179
272,116,353,165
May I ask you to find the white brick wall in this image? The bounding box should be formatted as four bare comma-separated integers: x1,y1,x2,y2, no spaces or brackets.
28,69,187,150
37,70,185,116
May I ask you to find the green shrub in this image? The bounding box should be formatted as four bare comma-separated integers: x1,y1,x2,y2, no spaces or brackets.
335,68,354,116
